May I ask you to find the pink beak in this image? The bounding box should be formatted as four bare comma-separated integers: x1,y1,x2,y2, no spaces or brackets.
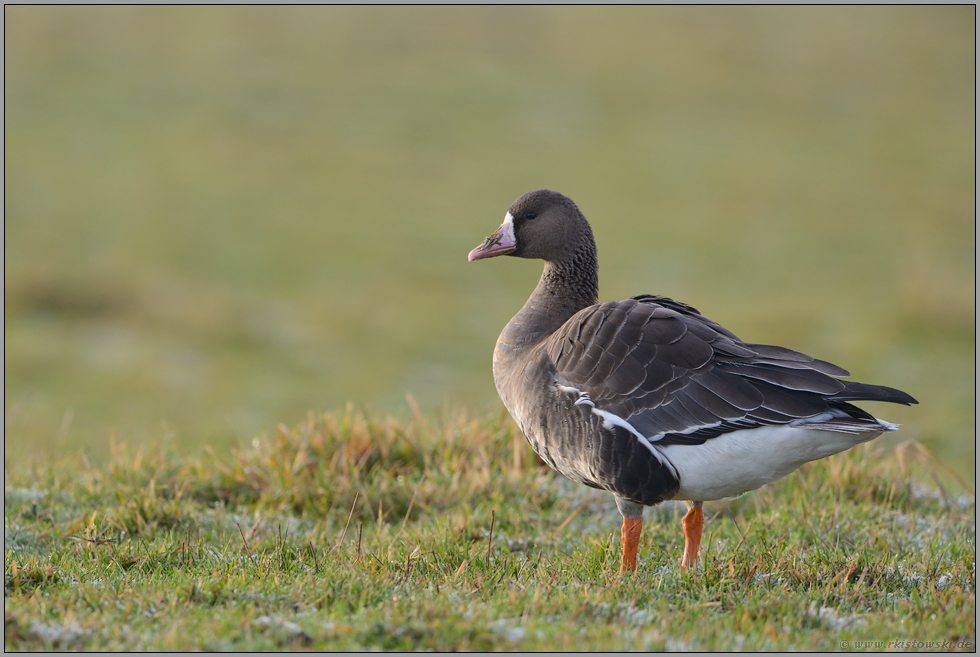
468,222,517,261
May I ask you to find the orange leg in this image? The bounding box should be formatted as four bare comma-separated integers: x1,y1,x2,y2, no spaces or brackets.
680,503,703,569
620,516,643,573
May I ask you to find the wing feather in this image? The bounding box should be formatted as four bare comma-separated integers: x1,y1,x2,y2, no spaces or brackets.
545,296,915,445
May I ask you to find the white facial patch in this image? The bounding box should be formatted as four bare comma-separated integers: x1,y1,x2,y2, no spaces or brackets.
500,215,516,244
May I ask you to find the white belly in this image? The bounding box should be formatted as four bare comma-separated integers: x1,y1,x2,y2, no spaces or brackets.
661,425,884,502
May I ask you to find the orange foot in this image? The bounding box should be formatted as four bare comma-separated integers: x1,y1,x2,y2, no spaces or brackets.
620,516,642,573
681,503,703,569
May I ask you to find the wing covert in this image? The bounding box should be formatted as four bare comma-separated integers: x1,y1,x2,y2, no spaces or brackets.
544,295,865,444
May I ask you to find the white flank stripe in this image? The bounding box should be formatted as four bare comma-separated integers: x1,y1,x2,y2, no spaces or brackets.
788,411,839,427
591,407,661,457
646,420,723,443
556,383,675,476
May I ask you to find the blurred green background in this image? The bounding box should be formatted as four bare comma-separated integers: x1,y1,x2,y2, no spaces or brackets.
4,7,975,477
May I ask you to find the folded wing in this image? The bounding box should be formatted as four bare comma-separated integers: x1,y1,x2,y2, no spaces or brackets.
545,295,916,445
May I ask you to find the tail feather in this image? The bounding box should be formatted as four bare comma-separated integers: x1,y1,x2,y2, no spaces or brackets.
828,381,918,406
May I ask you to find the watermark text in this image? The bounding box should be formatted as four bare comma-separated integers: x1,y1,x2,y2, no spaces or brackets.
839,639,974,650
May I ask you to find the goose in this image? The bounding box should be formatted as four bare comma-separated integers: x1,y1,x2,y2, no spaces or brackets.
468,189,917,572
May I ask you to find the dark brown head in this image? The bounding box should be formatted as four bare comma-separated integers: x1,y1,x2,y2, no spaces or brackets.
468,190,595,264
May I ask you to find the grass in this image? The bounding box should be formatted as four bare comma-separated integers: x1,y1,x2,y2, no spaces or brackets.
5,406,975,651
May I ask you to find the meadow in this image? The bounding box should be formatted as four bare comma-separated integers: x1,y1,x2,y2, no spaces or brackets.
4,6,976,651
4,407,976,650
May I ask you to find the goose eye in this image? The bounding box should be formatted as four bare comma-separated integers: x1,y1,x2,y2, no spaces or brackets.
526,211,538,219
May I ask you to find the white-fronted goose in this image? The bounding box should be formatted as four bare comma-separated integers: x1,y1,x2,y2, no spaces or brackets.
469,190,917,572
